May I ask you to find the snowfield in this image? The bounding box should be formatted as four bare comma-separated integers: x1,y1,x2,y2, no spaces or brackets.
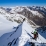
0,14,18,37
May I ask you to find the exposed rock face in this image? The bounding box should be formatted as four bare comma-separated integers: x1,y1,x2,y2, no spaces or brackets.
0,6,46,27
17,6,46,26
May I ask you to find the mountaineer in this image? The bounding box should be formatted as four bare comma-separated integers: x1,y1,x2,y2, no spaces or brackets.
31,30,38,40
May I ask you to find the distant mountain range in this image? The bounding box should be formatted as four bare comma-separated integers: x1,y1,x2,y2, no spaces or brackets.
0,6,46,27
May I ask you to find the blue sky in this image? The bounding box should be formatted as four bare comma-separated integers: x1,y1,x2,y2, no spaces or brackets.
0,0,46,6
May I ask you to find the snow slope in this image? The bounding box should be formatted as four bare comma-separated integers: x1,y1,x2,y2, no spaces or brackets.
0,14,18,37
0,21,46,46
18,21,46,46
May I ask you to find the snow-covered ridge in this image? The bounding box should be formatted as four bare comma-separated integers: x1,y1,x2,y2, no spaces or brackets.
0,21,46,46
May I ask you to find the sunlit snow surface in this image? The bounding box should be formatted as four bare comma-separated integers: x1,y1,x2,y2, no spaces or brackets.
0,20,46,46
0,14,18,37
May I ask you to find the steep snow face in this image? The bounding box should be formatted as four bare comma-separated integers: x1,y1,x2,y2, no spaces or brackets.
18,21,34,46
0,21,46,46
18,22,46,46
0,22,22,46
